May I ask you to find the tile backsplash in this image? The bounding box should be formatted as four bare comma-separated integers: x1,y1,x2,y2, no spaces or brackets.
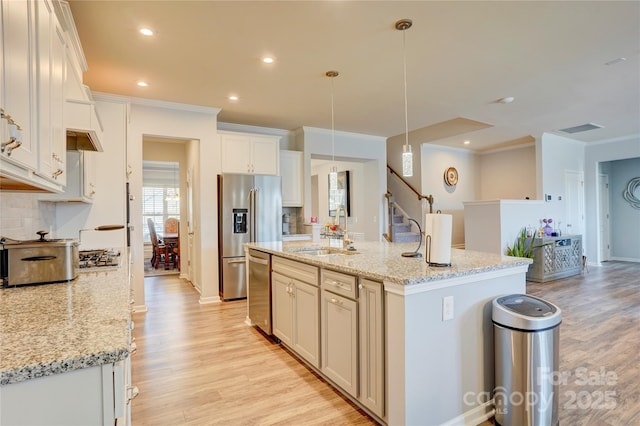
0,193,55,240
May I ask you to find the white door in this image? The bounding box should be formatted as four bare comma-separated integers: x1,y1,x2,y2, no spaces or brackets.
564,170,584,237
598,174,611,262
186,167,194,279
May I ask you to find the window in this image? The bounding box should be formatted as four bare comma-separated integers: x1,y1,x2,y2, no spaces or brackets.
142,161,180,243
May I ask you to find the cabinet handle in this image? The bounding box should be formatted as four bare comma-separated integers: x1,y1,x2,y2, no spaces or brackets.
330,297,342,306
127,385,140,403
130,341,137,354
129,321,135,330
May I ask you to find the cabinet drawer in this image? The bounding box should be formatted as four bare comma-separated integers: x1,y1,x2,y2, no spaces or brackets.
321,269,357,299
273,256,318,286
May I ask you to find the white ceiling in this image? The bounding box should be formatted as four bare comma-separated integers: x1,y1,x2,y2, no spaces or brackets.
68,1,640,152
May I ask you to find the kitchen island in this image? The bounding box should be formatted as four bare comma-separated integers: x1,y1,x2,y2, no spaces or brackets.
246,240,532,425
0,264,133,425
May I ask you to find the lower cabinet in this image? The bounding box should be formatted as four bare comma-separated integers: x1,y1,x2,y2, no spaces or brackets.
358,278,385,418
0,357,132,426
271,257,320,368
321,287,358,398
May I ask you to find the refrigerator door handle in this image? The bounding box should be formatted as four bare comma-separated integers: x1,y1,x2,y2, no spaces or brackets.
249,188,256,242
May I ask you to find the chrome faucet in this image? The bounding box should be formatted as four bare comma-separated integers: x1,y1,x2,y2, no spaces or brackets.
334,204,353,249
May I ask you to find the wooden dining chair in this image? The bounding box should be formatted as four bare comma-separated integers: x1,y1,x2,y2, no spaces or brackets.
147,218,166,269
164,217,179,234
164,218,180,270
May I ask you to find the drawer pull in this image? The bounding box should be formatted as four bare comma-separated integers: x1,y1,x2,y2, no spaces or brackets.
127,385,140,403
130,341,137,354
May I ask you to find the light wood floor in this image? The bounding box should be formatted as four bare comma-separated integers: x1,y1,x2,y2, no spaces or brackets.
132,261,639,425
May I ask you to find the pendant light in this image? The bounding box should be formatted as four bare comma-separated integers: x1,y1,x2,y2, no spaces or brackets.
326,70,339,181
165,162,180,202
396,18,413,177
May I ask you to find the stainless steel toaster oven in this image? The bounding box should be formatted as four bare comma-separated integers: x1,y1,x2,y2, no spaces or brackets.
1,232,78,287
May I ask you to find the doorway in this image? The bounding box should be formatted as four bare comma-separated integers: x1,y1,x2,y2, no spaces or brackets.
142,137,187,276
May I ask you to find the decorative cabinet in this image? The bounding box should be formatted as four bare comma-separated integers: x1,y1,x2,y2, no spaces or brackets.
0,357,132,426
271,256,320,368
280,150,303,206
219,131,279,175
321,269,359,398
358,278,385,418
527,235,582,282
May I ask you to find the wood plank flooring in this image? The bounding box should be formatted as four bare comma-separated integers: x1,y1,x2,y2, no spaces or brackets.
131,261,639,425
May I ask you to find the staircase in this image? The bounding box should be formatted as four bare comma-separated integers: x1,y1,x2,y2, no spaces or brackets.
385,206,420,243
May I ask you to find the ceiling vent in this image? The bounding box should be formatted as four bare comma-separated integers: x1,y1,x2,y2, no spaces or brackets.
558,123,603,134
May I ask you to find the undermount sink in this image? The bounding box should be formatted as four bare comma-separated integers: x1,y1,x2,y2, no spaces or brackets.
287,247,359,256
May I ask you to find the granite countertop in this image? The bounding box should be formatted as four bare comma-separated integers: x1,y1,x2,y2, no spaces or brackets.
247,240,532,286
0,265,131,385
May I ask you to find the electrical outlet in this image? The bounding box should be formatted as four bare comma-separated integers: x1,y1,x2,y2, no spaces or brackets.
442,296,454,321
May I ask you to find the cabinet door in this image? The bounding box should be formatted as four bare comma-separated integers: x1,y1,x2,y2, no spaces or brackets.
220,133,253,173
50,15,66,185
280,150,303,207
321,289,358,398
272,271,293,346
359,279,384,417
251,135,279,175
1,0,37,169
292,281,320,368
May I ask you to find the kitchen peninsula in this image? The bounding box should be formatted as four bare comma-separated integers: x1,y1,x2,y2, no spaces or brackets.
246,240,531,425
0,265,133,425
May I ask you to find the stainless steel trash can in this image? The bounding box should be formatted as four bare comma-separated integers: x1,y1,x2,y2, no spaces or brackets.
493,294,562,426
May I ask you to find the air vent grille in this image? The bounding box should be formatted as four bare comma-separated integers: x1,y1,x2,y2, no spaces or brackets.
559,123,603,134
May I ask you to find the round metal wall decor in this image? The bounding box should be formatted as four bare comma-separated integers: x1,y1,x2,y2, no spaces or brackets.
623,177,640,209
444,167,458,186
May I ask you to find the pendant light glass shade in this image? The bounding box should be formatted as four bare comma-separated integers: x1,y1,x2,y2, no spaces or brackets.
397,19,413,177
402,144,413,177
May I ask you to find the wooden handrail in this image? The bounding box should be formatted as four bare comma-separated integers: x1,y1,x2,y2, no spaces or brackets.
387,165,435,213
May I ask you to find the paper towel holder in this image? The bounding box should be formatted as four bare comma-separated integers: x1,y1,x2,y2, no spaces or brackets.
425,234,452,267
401,218,423,258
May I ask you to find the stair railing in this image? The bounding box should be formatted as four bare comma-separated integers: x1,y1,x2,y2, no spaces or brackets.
387,164,434,212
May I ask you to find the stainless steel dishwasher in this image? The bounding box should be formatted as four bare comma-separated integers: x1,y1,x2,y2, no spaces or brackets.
248,249,272,335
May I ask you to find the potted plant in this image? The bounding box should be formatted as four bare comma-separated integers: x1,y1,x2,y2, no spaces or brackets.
505,227,544,258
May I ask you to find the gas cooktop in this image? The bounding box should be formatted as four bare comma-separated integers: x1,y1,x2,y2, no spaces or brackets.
79,249,122,269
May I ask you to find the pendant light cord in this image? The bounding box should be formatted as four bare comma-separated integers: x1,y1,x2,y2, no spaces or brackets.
402,28,409,149
331,76,335,163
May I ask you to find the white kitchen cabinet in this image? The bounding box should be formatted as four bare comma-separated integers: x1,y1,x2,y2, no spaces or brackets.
42,150,95,202
219,131,279,175
271,256,320,368
280,149,303,207
321,283,358,398
35,0,67,185
0,0,37,170
358,278,385,418
0,357,131,426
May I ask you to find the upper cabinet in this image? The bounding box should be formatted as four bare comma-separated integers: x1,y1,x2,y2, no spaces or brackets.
220,131,280,175
280,150,303,207
0,0,100,192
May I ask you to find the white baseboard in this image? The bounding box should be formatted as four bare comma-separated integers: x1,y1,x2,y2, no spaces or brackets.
610,256,640,263
199,295,221,304
439,400,494,426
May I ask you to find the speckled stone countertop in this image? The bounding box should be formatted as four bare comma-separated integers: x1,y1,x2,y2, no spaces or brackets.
0,265,130,385
247,240,532,286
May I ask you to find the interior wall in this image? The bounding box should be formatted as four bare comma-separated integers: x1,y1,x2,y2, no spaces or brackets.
127,100,220,310
299,126,387,241
609,157,640,261
479,145,536,200
585,136,640,262
419,144,478,246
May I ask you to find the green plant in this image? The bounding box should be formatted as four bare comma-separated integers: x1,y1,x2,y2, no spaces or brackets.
505,228,537,258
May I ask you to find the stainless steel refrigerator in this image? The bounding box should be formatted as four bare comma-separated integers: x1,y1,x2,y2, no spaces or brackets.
217,174,282,300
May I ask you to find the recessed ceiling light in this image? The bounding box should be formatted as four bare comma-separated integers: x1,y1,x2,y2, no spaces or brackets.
137,81,148,87
463,140,471,145
139,28,154,36
605,57,626,66
262,57,274,64
498,96,515,104
228,95,239,101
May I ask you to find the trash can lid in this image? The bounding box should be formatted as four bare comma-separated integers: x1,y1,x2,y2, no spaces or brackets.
492,294,561,331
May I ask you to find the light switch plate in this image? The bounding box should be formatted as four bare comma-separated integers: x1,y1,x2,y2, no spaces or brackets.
442,296,454,321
